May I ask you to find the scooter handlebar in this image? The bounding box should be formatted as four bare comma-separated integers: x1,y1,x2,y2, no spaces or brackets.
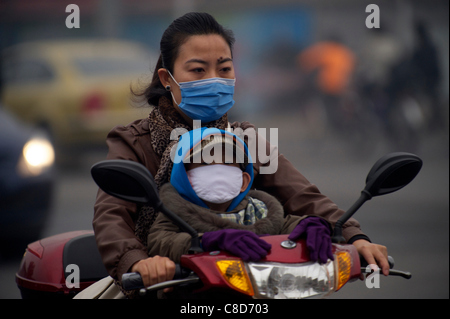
360,255,411,279
121,272,145,291
121,264,190,291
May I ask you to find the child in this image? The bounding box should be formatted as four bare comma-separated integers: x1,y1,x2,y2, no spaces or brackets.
147,128,333,264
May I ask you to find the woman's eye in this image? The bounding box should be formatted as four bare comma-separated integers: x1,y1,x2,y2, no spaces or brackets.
192,68,204,73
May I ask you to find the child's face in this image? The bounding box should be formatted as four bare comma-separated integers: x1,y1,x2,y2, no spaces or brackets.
185,160,250,194
184,146,251,211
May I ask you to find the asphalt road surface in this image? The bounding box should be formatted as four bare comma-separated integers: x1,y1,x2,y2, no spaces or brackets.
1,117,448,299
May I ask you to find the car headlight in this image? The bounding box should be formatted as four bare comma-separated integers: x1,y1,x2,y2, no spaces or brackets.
17,137,55,177
248,261,335,299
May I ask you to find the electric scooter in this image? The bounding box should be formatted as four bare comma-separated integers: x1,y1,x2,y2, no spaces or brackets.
15,152,421,299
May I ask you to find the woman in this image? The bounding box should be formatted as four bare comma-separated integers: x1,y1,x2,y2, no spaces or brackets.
93,12,389,292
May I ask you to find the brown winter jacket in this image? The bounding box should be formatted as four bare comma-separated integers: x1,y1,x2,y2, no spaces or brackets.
93,118,368,281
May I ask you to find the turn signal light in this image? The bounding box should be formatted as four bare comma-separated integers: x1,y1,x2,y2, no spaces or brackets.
216,260,254,296
335,251,352,291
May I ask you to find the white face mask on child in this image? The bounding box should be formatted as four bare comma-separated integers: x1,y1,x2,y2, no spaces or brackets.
186,165,243,204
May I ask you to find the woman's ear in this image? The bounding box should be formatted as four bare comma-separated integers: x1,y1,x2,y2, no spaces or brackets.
240,172,251,192
158,68,171,88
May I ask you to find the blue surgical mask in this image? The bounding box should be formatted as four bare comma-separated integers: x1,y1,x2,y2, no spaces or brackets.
168,71,235,123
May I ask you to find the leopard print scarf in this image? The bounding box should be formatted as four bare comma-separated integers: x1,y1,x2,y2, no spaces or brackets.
134,96,229,246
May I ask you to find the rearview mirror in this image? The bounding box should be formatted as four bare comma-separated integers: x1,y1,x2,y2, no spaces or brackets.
91,160,203,253
364,152,423,197
332,152,422,243
91,159,162,207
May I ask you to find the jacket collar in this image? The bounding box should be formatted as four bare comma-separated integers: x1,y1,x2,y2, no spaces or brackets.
159,184,285,235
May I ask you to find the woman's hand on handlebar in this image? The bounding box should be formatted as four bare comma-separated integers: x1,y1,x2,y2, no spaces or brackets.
352,239,389,277
130,256,176,291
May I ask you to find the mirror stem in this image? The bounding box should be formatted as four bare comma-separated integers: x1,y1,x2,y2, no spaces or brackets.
157,204,203,253
332,190,372,244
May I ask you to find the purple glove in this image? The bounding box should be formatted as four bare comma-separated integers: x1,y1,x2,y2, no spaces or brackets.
288,217,334,264
202,229,272,261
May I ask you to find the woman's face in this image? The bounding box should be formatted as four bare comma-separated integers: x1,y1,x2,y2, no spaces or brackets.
158,34,235,124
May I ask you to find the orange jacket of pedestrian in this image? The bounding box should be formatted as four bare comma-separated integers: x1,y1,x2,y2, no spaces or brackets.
298,41,356,96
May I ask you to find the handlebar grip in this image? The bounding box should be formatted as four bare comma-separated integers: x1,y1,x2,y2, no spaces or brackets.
121,264,191,291
121,272,144,291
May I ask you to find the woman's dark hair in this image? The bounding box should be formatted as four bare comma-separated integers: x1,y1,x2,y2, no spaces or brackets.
134,12,235,107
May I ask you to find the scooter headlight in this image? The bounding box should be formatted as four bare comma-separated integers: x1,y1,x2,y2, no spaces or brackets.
248,261,335,299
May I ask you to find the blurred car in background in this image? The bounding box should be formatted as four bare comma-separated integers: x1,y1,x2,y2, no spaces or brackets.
0,107,55,259
1,39,155,159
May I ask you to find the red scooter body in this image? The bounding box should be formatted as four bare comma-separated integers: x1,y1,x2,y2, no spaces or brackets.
16,230,108,299
178,235,361,298
16,231,360,299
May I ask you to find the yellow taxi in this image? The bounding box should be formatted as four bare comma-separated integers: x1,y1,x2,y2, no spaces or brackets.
2,39,156,148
